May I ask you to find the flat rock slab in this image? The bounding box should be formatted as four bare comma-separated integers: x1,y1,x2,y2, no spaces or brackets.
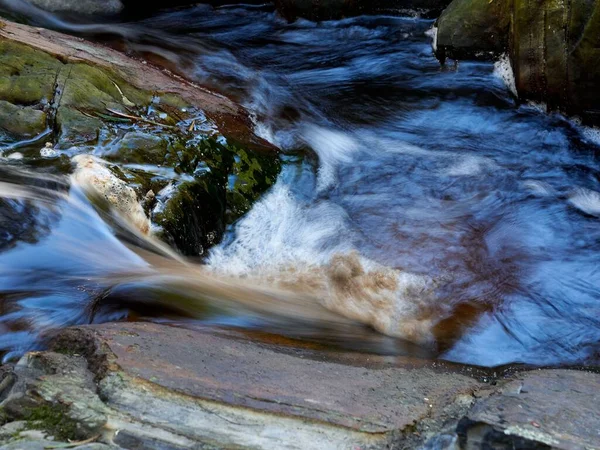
459,369,600,449
54,322,482,435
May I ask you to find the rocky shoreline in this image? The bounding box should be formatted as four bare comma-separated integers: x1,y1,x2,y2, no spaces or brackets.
0,322,597,450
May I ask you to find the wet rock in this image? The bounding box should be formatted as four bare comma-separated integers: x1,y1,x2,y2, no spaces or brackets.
154,178,225,256
275,0,452,21
112,131,169,165
28,0,123,15
0,101,46,138
150,138,280,256
435,0,510,60
72,154,151,235
435,0,600,124
0,18,280,255
0,351,110,441
50,323,483,449
0,324,597,449
512,0,600,124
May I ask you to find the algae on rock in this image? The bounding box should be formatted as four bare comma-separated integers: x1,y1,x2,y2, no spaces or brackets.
0,26,281,256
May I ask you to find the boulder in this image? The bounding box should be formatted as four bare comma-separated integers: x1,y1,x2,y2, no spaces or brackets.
1,323,598,449
512,0,600,124
435,0,510,60
435,0,600,125
0,18,280,256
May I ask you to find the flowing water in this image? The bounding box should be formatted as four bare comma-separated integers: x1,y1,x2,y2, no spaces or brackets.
0,1,599,367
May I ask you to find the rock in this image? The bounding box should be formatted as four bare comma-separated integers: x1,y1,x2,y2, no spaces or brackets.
48,322,485,449
0,351,110,441
435,0,600,124
71,154,151,235
28,0,123,15
153,178,225,256
0,421,28,442
0,18,280,255
456,369,600,449
112,131,169,165
150,138,279,256
512,0,600,124
0,101,46,138
0,18,271,150
1,324,598,449
435,0,510,60
275,0,452,21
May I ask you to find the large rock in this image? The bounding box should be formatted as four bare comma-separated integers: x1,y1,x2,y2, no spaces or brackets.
275,0,452,21
435,0,600,125
1,323,598,449
0,18,279,256
435,0,510,60
512,0,600,124
22,322,486,449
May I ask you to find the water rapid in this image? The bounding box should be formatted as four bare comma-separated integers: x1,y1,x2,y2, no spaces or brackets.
0,1,599,367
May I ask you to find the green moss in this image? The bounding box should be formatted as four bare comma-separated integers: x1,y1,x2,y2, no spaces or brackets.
436,0,510,59
152,136,280,255
111,131,169,165
0,41,60,105
24,404,79,442
56,107,103,146
0,100,46,137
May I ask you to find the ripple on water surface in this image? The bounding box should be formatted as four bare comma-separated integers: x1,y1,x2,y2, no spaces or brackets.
0,3,599,367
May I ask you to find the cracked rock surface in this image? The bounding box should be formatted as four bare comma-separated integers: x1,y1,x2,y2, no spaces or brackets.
0,322,598,449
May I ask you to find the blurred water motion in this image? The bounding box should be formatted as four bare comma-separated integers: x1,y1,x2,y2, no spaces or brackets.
0,1,599,366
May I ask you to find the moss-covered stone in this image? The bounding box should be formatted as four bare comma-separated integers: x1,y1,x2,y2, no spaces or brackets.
152,137,280,256
112,131,169,165
0,101,46,137
56,107,103,145
435,0,511,60
23,404,79,442
0,41,60,105
0,32,281,256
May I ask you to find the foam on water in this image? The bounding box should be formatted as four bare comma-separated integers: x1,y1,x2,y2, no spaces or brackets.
493,54,517,97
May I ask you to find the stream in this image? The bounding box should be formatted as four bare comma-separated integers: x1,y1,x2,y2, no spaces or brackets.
0,1,599,367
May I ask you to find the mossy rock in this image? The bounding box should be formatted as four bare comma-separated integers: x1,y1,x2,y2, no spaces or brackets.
0,101,46,137
0,41,60,105
110,131,169,165
435,0,511,60
56,107,103,145
152,138,280,256
0,33,281,256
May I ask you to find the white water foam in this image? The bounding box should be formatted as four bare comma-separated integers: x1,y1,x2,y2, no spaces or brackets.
425,26,438,53
301,126,360,192
493,54,517,97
